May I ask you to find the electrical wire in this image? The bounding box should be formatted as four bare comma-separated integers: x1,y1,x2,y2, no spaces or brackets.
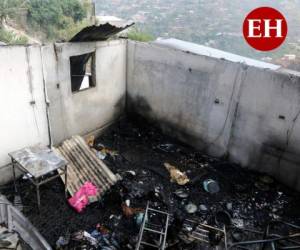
199,66,248,151
39,46,53,147
25,47,42,143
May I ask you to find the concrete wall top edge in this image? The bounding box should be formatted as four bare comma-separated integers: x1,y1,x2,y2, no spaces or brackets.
129,40,300,81
0,39,126,49
55,39,127,48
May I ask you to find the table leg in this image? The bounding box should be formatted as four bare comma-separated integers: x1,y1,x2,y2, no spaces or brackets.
65,165,68,198
12,159,17,193
36,185,41,211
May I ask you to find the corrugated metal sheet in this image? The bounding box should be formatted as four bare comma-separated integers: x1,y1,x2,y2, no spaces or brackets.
70,22,134,42
55,136,121,198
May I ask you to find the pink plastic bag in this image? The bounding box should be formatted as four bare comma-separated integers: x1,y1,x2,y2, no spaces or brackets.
68,182,98,213
83,182,98,196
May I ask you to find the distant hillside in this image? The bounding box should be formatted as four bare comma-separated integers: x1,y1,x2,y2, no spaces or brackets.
95,0,300,60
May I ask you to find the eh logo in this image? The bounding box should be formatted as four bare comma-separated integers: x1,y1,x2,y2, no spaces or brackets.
243,7,288,51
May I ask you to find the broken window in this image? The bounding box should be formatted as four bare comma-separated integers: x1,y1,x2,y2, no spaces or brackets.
70,52,96,92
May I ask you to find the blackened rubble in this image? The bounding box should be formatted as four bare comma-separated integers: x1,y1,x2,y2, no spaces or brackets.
3,116,300,249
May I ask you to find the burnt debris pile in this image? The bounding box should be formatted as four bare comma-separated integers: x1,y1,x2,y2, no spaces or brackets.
3,117,300,249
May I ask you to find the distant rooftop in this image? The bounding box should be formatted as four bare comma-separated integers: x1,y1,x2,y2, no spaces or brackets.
154,38,281,71
95,15,133,28
96,15,123,22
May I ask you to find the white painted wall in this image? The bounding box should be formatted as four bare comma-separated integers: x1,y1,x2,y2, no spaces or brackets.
44,40,127,144
0,46,49,182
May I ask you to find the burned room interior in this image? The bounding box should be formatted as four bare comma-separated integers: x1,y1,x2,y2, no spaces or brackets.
0,24,300,250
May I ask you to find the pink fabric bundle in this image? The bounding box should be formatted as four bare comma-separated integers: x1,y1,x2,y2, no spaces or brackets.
68,182,98,213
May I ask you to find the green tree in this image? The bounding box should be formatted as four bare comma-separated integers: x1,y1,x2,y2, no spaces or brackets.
60,0,86,22
0,28,28,44
28,0,63,28
27,0,87,39
0,0,27,26
127,28,155,42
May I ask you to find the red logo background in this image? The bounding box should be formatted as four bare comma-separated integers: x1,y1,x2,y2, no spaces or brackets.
243,7,288,51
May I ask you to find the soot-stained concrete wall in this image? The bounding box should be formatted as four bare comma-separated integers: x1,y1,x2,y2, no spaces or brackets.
127,41,300,190
43,40,127,145
229,68,300,189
